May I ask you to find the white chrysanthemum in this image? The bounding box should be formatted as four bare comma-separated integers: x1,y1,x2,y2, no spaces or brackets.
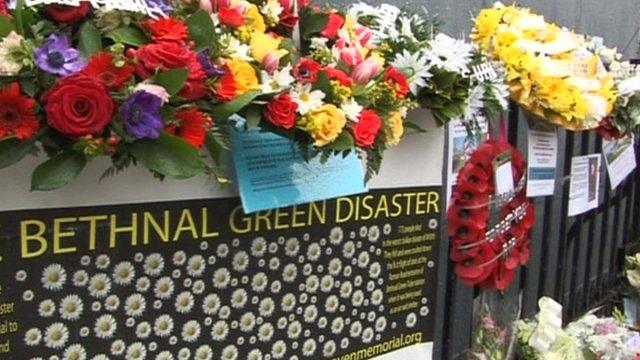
290,84,325,115
136,277,151,292
89,273,112,298
202,294,221,315
323,340,337,357
320,275,334,293
175,291,195,314
125,294,146,317
212,268,231,289
144,253,165,276
261,65,295,93
325,295,340,313
94,314,117,339
95,254,110,269
63,344,87,360
331,317,345,334
329,227,344,244
282,263,298,283
303,305,318,323
0,31,25,76
232,251,250,272
113,261,136,286
231,288,248,309
126,342,147,360
247,349,262,360
328,259,342,276
221,345,238,360
173,251,187,267
406,313,417,328
340,98,364,122
284,237,299,257
281,293,296,312
135,322,152,339
155,351,174,360
357,252,371,268
371,289,384,306
340,282,353,298
194,345,213,360
211,320,229,341
239,312,257,332
154,315,174,338
342,241,356,258
350,321,363,338
153,276,175,300
392,50,432,95
39,299,56,318
369,262,382,278
187,255,206,277
181,320,201,343
44,323,69,349
104,295,120,312
368,225,380,242
24,328,42,346
287,320,302,339
426,33,473,74
73,270,89,287
258,323,274,342
271,340,287,359
59,294,84,321
192,279,205,294
305,275,319,293
251,237,267,257
251,272,268,292
111,340,126,356
42,264,67,291
375,317,388,332
258,297,275,317
362,327,375,343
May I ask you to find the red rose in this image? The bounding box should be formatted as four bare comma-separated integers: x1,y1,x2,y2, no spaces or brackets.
265,93,298,130
352,110,382,148
45,3,91,23
323,67,352,87
279,9,298,30
385,67,410,96
134,42,207,100
44,74,115,138
293,58,321,84
218,6,244,28
321,13,344,39
145,16,189,44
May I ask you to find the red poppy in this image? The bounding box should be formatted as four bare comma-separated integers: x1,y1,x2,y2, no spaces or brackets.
293,58,321,84
491,261,517,291
82,52,134,90
168,108,211,148
455,244,496,286
211,65,237,102
145,16,189,44
323,67,353,87
0,83,38,140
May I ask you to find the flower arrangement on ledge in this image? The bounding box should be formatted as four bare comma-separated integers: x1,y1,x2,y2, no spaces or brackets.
472,3,618,131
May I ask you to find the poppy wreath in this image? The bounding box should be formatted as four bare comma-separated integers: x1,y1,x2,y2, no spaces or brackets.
447,139,535,291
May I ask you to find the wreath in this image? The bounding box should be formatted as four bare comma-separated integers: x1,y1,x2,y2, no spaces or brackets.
447,139,535,291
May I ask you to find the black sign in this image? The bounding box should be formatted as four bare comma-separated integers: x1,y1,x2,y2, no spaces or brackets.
0,187,441,359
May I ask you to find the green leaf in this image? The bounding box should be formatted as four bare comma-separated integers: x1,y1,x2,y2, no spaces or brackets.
327,132,354,151
31,151,87,191
19,77,36,97
245,105,262,130
0,14,15,38
107,27,148,46
312,72,333,100
78,22,102,58
186,10,216,49
154,68,188,96
0,137,35,169
299,7,329,40
205,132,224,166
13,0,24,35
210,90,261,121
404,122,428,134
130,132,204,179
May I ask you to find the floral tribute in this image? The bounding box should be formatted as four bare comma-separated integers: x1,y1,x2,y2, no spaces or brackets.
472,3,618,131
448,139,535,291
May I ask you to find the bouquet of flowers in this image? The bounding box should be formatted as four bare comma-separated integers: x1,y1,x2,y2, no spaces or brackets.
469,291,520,360
625,253,640,292
472,3,618,131
567,315,640,359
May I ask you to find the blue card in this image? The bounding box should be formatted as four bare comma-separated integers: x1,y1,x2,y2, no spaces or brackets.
231,129,367,213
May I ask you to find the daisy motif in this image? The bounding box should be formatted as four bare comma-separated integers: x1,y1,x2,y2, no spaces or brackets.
368,225,381,242
352,290,365,307
195,345,213,360
251,272,268,292
187,255,206,277
175,291,195,314
357,252,371,268
42,263,67,291
290,84,325,115
94,315,117,339
406,313,417,328
328,258,342,276
91,355,109,360
375,317,387,332
144,253,165,276
281,293,296,312
325,295,340,313
219,306,231,320
329,227,344,244
104,295,120,311
362,327,375,343
181,320,201,343
217,244,230,258
239,312,256,332
287,321,301,339
23,290,34,301
392,50,432,95
213,268,231,289
135,322,152,339
340,282,353,299
331,317,345,334
211,320,229,341
269,258,281,271
350,321,363,338
232,251,250,272
88,273,112,298
154,277,175,300
257,323,274,342
247,349,263,360
303,305,318,323
302,338,317,356
320,275,335,293
271,340,287,359
259,297,275,317
178,348,190,360
63,344,87,360
271,280,282,293
342,241,356,258
202,294,221,315
38,299,56,318
156,351,174,360
282,263,298,283
113,262,136,286
231,288,248,309
15,270,27,282
110,340,126,356
221,345,238,360
383,223,392,235
341,98,364,122
59,294,83,321
24,328,42,346
125,293,146,317
369,262,382,278
285,237,300,257
95,254,111,269
261,65,295,93
126,342,147,360
371,289,384,306
251,237,267,257
305,275,319,293
323,341,337,357
44,322,69,349
136,277,151,292
154,315,174,338
192,279,206,295
173,251,187,266
73,270,89,287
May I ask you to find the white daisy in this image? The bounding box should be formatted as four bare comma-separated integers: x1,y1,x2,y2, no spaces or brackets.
269,257,280,271
73,270,89,287
154,277,175,299
305,244,321,262
59,294,84,321
369,262,382,278
187,255,206,277
181,320,201,343
282,263,298,283
352,290,365,307
247,349,263,360
270,280,282,293
221,345,238,360
213,268,231,289
357,252,371,268
175,291,195,314
104,295,120,311
92,354,109,360
257,323,274,342
259,297,275,317
219,306,231,320
155,351,174,360
154,315,174,338
368,225,381,242
95,254,111,269
277,317,288,330
44,323,69,349
392,50,432,95
340,281,353,298
341,98,364,122
23,290,34,301
305,275,319,293
261,65,295,93
375,317,387,332
211,321,229,341
331,317,344,334
220,34,252,61
173,251,187,266
284,237,300,257
302,338,317,356
144,253,165,276
362,327,375,343
251,237,267,257
94,315,117,339
328,258,342,276
110,340,126,356
426,33,473,74
63,344,87,360
371,289,384,305
271,340,287,359
251,272,268,292
290,84,325,115
239,312,256,332
406,313,417,328
350,321,363,338
124,294,146,317
287,321,301,339
136,277,151,292
303,305,318,323
343,241,356,258
88,273,112,298
192,279,205,295
42,264,67,291
38,299,56,318
126,342,147,360
281,293,296,312
320,275,335,293
217,244,230,258
24,328,42,346
135,322,152,339
177,348,191,360
202,294,221,315
323,340,337,357
113,261,136,286
231,288,248,309
195,345,213,360
232,251,250,272
325,295,340,313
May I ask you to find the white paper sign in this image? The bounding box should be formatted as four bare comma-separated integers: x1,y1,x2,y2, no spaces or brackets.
526,124,558,197
25,0,167,19
568,154,601,216
603,137,637,190
495,160,515,195
446,118,489,204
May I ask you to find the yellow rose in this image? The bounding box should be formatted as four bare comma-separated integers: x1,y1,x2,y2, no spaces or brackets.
243,4,266,33
385,112,405,146
226,58,259,96
302,105,346,147
249,31,285,63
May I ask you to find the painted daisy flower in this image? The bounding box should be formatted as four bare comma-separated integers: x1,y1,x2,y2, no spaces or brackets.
329,227,344,244
23,290,34,301
282,263,298,283
94,315,117,339
325,295,340,313
144,253,165,276
258,323,274,342
277,317,288,330
211,320,229,341
406,313,417,328
156,351,174,360
91,355,109,360
331,317,345,334
239,312,256,332
192,279,206,294
154,277,175,299
375,317,388,332
38,299,56,318
362,327,375,343
59,294,84,321
251,237,267,257
73,270,89,287
104,295,120,311
369,262,382,278
42,263,67,291
24,328,42,346
202,294,221,315
340,282,353,298
136,277,151,292
287,321,302,339
305,275,319,293
126,342,147,360
125,294,147,317
247,349,263,360
259,297,275,317
173,251,187,266
392,50,432,95
231,288,248,309
285,237,300,257
303,305,318,323
328,258,342,276
232,251,250,272
113,261,136,286
110,340,126,356
154,315,174,337
425,33,473,74
44,322,69,349
178,348,191,360
320,275,335,293
271,340,287,359
352,290,365,307
175,291,195,313
281,293,296,312
95,254,110,269
344,265,353,277
187,255,206,277
63,344,87,360
213,268,231,289
299,338,316,356
290,84,325,115
271,280,282,293
371,289,384,306
342,241,356,258
269,257,281,271
323,340,337,357
350,321,363,338
357,252,371,268
251,272,268,292
217,244,230,257
221,345,238,360
194,345,213,360
219,306,231,320
88,273,112,298
181,320,201,343
135,322,152,339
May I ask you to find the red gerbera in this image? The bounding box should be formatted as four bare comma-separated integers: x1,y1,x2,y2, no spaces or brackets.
82,52,134,90
385,67,410,96
168,108,211,148
293,58,321,84
145,16,189,45
211,65,237,102
0,83,39,140
323,67,353,87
